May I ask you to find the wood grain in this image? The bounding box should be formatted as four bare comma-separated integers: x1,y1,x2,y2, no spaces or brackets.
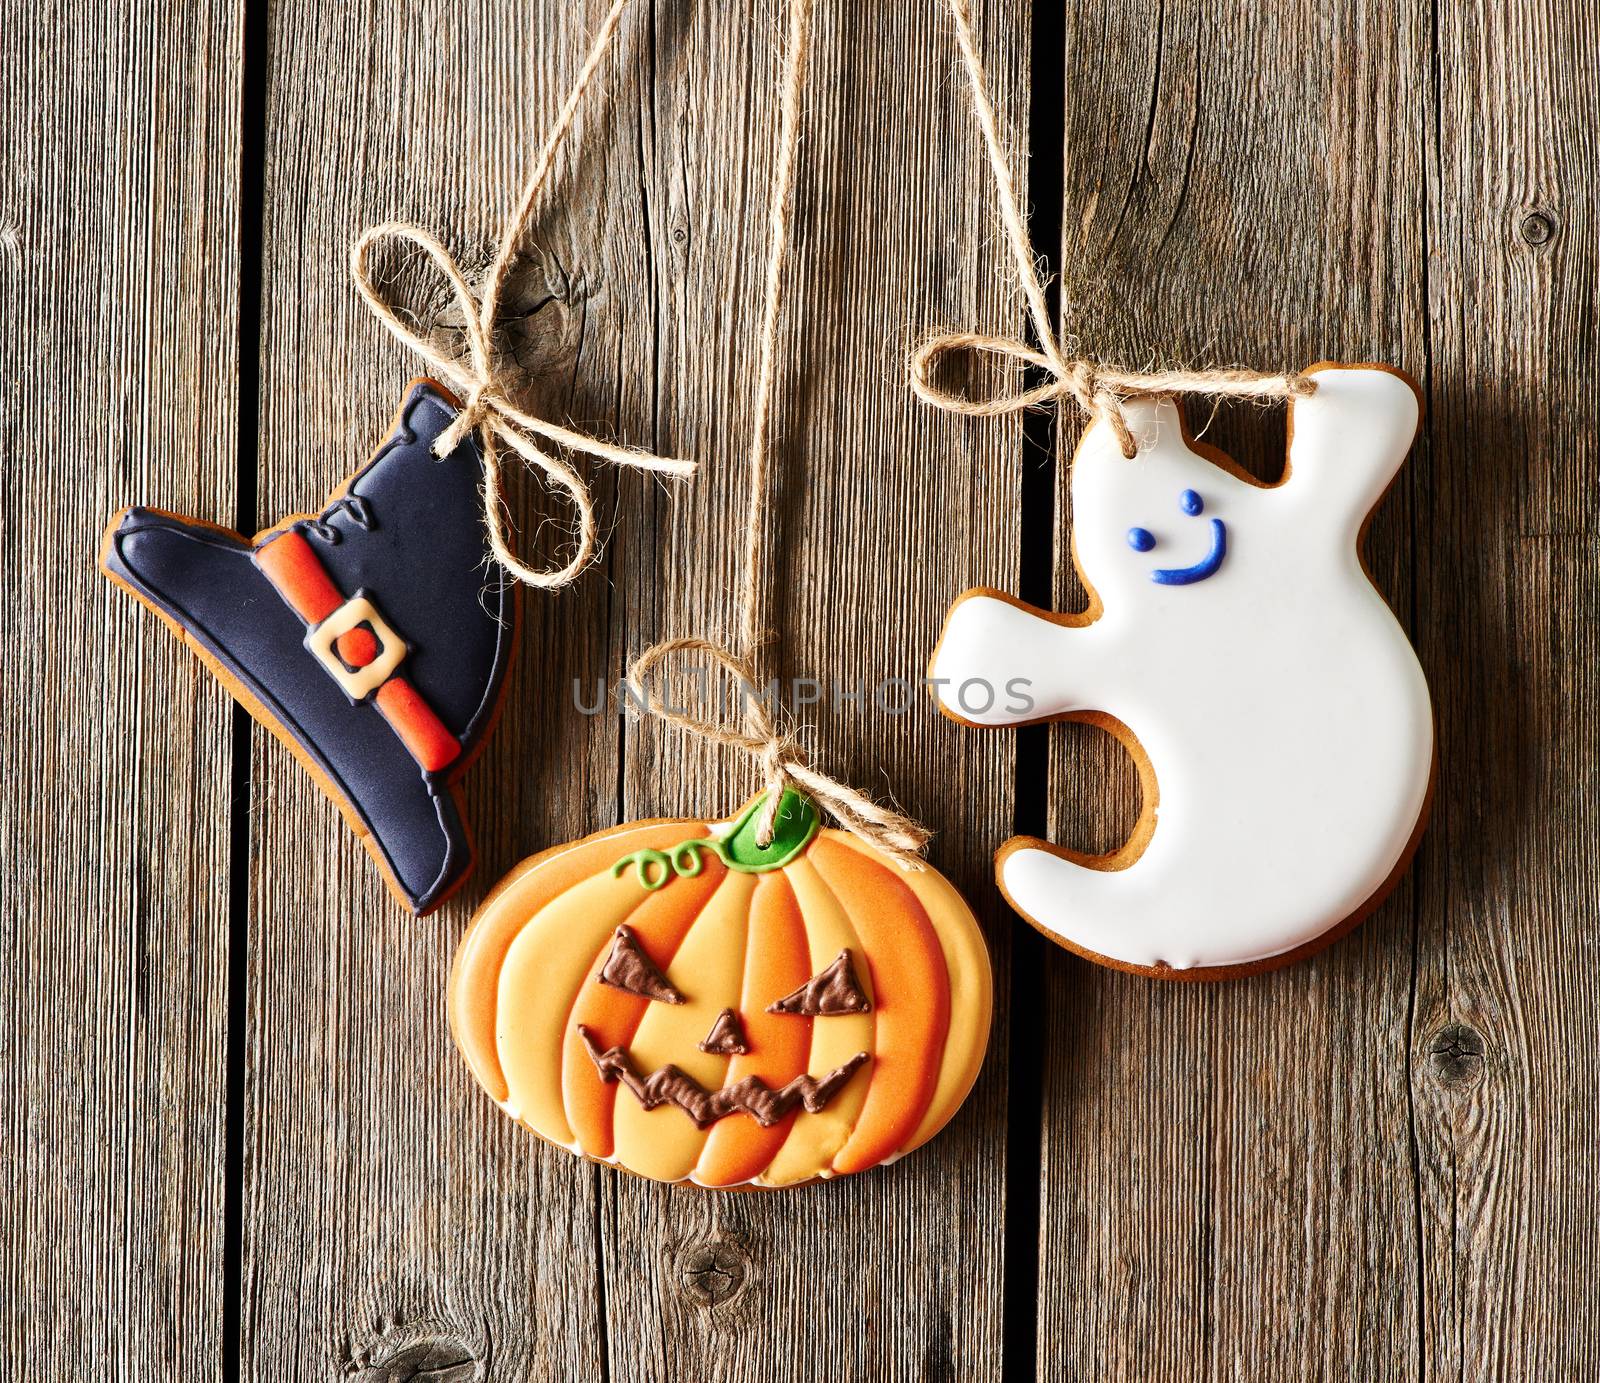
1034,0,1600,1378
15,0,1599,1377
1039,0,1432,1377
0,0,241,1377
241,0,1020,1378
239,2,631,1378
1412,0,1600,1376
603,1,1022,1377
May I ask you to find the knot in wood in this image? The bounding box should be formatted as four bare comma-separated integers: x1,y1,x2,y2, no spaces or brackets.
347,1338,476,1383
346,1335,480,1383
1519,209,1557,247
677,1238,750,1307
1427,1022,1486,1089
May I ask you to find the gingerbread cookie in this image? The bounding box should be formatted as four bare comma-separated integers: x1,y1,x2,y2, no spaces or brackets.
448,790,992,1186
99,379,513,915
930,363,1434,977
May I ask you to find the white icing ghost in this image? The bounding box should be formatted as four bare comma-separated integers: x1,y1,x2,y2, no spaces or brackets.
931,365,1434,972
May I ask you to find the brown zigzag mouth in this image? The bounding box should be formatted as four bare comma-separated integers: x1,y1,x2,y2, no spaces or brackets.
576,1024,869,1129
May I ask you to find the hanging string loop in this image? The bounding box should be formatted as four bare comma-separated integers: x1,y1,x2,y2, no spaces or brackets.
626,0,933,867
350,0,693,590
919,0,1317,459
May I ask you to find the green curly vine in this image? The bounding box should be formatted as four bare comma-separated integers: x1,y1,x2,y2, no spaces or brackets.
612,789,821,890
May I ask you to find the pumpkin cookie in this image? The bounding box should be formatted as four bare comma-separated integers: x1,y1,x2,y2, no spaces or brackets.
448,790,992,1187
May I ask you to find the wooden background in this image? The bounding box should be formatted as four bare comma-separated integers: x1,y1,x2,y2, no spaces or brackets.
4,0,1596,1377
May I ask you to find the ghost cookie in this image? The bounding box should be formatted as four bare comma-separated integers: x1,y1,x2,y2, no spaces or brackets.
930,363,1434,978
448,790,992,1187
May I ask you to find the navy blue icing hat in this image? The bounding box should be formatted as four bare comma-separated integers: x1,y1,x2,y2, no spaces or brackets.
99,379,515,915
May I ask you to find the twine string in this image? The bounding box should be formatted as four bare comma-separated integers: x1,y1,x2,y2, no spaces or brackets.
739,0,814,670
350,0,693,590
914,0,1316,457
627,0,931,866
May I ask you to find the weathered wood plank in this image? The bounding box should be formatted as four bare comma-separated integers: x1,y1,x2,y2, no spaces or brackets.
1412,0,1600,1377
22,0,1595,1375
601,0,1024,1377
0,1,241,1377
1038,2,1433,1376
244,0,1024,1374
240,1,637,1377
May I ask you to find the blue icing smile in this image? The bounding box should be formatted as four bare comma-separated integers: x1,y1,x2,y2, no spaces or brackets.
1151,518,1226,585
1128,490,1228,586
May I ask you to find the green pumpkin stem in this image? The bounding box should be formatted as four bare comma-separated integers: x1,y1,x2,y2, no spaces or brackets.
611,790,821,890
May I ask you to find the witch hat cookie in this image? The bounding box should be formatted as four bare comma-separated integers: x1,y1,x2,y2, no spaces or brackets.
100,379,514,915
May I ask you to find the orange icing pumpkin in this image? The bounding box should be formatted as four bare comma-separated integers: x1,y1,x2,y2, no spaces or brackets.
448,791,992,1187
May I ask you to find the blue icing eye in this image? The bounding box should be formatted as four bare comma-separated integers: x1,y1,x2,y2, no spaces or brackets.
1127,527,1156,552
1180,489,1204,516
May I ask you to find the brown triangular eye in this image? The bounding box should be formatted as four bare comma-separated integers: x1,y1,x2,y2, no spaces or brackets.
598,926,684,1003
697,1007,749,1055
767,950,871,1016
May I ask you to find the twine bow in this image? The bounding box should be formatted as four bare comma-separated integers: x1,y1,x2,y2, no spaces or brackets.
349,0,691,590
351,223,694,589
915,0,1317,457
627,639,931,867
910,332,1316,459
